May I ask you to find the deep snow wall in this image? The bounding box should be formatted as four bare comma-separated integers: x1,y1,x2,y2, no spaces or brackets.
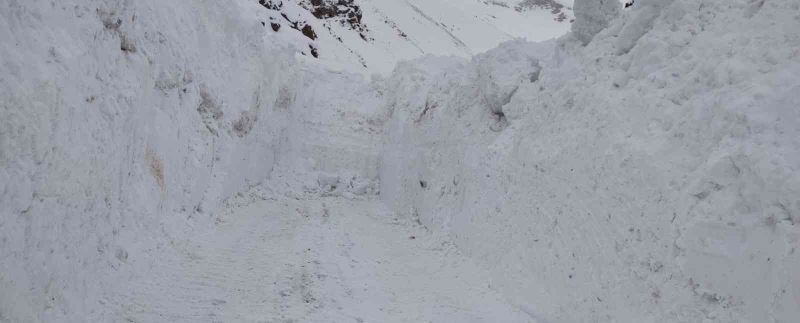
380,0,800,322
0,0,383,321
3,0,799,322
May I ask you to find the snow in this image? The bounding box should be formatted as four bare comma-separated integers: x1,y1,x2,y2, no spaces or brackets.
92,194,531,322
2,0,799,322
0,0,383,321
571,0,620,45
380,0,800,321
263,0,574,74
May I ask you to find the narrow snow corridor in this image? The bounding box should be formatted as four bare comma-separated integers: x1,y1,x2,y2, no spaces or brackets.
3,0,800,322
101,196,529,323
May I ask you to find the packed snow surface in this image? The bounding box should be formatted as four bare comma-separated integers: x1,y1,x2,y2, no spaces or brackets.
92,195,531,322
2,0,800,322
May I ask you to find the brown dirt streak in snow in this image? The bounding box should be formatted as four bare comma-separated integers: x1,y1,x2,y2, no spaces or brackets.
145,147,165,191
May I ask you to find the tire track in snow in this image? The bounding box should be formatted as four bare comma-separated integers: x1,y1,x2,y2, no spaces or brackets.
101,196,532,322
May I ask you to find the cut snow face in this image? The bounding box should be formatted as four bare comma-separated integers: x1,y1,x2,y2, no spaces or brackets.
2,0,799,322
255,0,575,74
381,0,800,322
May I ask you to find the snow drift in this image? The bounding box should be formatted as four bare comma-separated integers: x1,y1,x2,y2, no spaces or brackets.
381,0,800,322
1,0,799,322
0,0,382,321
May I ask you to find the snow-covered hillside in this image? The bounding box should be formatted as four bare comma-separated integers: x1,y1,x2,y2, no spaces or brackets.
2,0,799,322
258,0,573,73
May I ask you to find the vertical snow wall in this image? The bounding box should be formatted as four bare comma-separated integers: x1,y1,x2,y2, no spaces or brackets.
2,0,799,322
380,0,800,322
0,0,383,321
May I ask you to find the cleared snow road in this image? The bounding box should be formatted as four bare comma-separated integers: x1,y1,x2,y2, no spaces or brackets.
99,196,531,322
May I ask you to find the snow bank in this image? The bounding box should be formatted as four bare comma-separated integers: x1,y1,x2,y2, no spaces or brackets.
571,0,620,45
3,0,799,321
380,0,800,321
0,0,382,321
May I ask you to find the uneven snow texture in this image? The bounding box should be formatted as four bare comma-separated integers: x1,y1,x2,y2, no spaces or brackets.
571,0,619,45
0,0,383,321
381,0,800,322
2,0,800,322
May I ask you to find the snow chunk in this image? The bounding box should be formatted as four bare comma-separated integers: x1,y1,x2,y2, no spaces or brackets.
571,0,620,45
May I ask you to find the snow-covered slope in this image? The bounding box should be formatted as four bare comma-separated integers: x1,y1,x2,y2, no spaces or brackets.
2,0,799,322
381,0,800,321
259,0,573,74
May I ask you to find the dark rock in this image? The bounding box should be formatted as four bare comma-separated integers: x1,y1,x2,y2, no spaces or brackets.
298,0,369,40
309,44,319,58
625,0,635,8
301,24,317,40
258,0,282,10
